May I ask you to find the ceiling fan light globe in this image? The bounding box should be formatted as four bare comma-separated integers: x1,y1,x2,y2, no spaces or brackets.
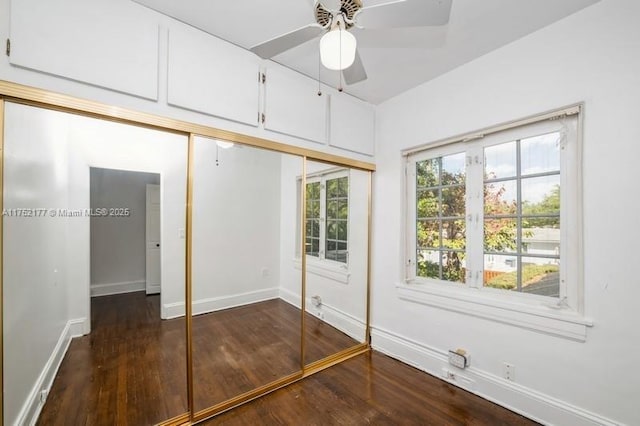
320,29,357,71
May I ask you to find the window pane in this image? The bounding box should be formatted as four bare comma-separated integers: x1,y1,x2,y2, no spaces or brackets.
522,175,560,215
326,178,338,197
521,257,560,297
337,200,348,220
327,200,337,218
442,251,465,283
307,219,320,239
417,158,439,188
306,237,320,257
442,220,465,250
337,176,349,197
442,186,465,217
417,220,440,249
417,189,439,219
417,250,440,279
337,221,347,241
441,153,465,186
484,218,517,253
485,141,517,180
484,179,517,215
307,182,320,199
522,219,560,255
327,221,337,240
484,254,518,290
306,200,320,218
327,240,336,252
521,132,560,176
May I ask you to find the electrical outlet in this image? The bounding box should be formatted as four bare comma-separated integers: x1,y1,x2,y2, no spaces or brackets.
503,362,515,381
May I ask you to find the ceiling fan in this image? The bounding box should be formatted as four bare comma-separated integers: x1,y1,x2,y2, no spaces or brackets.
250,0,453,87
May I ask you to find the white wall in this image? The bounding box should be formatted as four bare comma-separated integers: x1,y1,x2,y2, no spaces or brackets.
373,1,639,424
3,103,71,426
189,137,284,316
89,168,160,294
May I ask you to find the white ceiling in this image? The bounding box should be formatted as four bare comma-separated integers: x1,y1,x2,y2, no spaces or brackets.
132,0,600,104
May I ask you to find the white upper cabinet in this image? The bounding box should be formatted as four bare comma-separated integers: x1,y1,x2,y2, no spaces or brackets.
167,24,261,127
10,0,159,100
329,93,375,156
263,65,327,144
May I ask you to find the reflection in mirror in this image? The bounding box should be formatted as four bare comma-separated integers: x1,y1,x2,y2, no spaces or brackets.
300,161,369,365
2,103,188,425
191,137,302,413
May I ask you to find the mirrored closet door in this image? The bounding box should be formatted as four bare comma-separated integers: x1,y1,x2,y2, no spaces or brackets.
303,161,370,366
190,136,303,416
2,102,189,426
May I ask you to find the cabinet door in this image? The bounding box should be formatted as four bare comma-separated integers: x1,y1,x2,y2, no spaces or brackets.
168,24,261,127
264,65,327,144
330,93,375,156
10,0,159,100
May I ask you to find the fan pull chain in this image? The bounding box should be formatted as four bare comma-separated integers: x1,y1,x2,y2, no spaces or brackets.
317,48,322,96
338,21,344,92
215,144,220,166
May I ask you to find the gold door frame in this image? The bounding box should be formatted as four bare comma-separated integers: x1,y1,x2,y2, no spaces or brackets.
0,80,374,425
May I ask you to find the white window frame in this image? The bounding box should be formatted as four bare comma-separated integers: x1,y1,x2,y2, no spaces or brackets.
299,168,350,267
401,105,592,341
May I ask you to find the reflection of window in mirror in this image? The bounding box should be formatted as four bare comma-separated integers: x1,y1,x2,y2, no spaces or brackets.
300,169,349,266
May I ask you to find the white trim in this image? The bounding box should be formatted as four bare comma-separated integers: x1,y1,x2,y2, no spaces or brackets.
90,280,146,297
306,297,366,341
279,287,302,309
402,103,582,157
15,317,87,426
162,287,279,319
293,258,350,284
371,326,619,426
397,283,592,341
280,287,366,341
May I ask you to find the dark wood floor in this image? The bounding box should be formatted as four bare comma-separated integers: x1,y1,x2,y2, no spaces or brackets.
204,351,539,426
37,292,188,426
38,292,359,425
38,292,536,425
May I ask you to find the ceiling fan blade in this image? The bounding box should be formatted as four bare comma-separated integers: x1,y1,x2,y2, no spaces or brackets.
356,0,453,29
250,24,325,59
343,50,367,85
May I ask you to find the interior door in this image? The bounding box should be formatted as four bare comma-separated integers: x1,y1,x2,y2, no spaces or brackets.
146,183,161,294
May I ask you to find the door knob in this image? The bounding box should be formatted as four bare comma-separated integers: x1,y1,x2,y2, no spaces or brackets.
156,243,160,248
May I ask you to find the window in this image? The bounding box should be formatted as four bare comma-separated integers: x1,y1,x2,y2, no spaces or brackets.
405,108,583,322
305,171,349,264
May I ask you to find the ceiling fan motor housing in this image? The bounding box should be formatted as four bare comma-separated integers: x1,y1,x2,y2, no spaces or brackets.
316,0,363,29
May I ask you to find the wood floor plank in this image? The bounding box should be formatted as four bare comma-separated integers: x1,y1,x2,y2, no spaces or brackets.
203,351,539,425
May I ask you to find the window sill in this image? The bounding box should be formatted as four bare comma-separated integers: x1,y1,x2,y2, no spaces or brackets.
294,258,350,284
397,281,593,342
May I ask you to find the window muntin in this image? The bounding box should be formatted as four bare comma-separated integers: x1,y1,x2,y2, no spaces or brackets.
406,114,579,309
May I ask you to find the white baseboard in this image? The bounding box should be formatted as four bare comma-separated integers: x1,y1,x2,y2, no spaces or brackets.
15,317,88,426
162,287,280,319
371,327,619,426
279,288,366,341
90,280,145,297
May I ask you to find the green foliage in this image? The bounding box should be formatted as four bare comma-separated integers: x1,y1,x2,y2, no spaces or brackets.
523,185,560,228
486,264,559,289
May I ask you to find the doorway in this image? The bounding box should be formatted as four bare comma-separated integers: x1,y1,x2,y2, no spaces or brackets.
89,168,161,302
